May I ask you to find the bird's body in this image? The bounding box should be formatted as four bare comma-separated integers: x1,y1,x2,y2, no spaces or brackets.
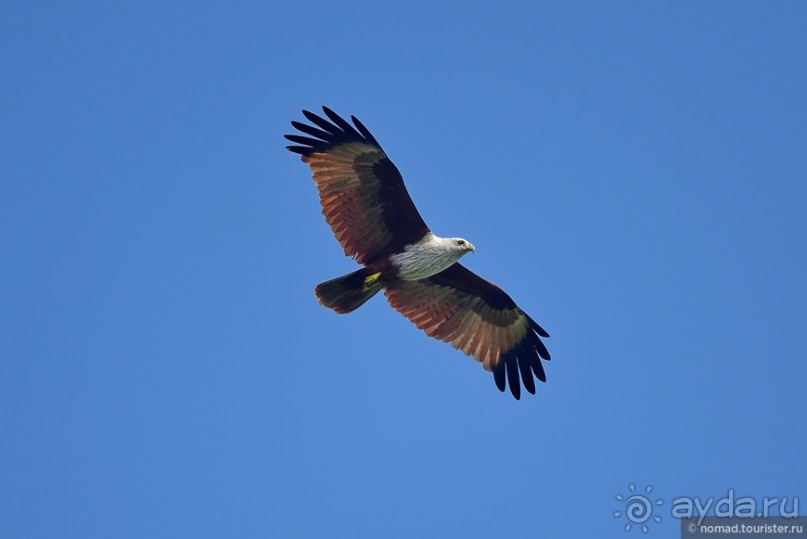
286,107,552,399
389,234,475,281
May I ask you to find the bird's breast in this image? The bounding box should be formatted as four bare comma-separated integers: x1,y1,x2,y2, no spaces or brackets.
389,243,462,281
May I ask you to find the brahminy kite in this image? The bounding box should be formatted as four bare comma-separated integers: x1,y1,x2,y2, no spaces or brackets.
285,107,552,399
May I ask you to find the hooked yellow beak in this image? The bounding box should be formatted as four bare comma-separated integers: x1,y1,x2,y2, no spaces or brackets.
468,243,476,253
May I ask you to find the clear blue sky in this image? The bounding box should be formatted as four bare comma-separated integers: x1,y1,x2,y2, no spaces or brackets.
2,2,805,538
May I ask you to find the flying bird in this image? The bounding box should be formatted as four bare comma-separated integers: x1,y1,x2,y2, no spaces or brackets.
285,107,551,399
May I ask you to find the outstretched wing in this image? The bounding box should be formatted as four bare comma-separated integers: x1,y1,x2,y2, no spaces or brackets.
384,263,551,399
285,107,430,265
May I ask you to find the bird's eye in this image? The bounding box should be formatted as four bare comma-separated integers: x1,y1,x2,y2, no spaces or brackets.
456,240,464,246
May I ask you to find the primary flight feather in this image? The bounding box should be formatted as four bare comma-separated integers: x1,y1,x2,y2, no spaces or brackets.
285,107,551,399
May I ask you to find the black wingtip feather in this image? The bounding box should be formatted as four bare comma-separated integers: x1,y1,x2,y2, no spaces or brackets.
535,337,551,361
530,353,547,383
493,362,506,393
493,324,551,399
291,120,334,141
286,146,309,155
322,106,359,136
302,109,341,134
527,314,550,338
285,134,320,146
518,348,537,395
286,107,383,156
351,115,380,146
505,357,521,400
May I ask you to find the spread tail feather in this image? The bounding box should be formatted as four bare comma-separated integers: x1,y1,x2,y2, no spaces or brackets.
315,269,383,314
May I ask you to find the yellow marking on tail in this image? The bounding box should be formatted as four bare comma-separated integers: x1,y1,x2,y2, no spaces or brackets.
363,272,382,290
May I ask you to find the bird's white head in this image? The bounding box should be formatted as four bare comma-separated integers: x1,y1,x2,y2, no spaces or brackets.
450,237,476,255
